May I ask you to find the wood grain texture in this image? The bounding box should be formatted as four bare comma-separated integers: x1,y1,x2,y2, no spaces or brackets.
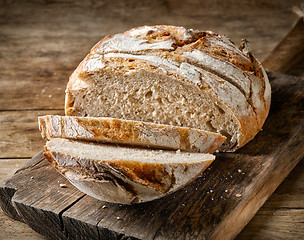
0,73,303,240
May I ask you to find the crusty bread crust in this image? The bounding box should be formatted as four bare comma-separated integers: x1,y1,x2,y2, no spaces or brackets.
39,115,226,153
44,139,215,204
65,25,271,151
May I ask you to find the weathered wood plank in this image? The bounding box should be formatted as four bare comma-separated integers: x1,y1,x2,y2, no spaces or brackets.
1,152,85,240
0,110,63,158
0,76,67,111
0,151,45,222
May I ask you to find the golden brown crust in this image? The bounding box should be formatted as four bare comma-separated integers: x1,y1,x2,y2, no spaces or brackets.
106,160,172,193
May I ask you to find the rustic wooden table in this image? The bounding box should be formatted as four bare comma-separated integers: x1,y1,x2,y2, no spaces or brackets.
0,1,303,239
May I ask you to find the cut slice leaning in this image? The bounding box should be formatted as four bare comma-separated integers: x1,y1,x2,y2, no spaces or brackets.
44,138,215,204
39,115,226,153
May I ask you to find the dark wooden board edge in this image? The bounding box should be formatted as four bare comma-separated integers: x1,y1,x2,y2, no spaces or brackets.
0,150,87,240
12,199,67,240
5,153,86,240
0,150,45,222
12,193,86,240
62,213,140,240
0,183,20,221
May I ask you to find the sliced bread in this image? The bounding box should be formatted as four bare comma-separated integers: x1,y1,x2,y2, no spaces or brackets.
44,138,215,204
65,25,271,152
39,115,226,153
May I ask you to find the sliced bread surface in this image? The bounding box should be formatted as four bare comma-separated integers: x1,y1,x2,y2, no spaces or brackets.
44,138,215,204
39,115,226,153
65,25,271,152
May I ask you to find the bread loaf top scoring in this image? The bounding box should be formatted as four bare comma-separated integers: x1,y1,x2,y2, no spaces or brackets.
66,25,271,151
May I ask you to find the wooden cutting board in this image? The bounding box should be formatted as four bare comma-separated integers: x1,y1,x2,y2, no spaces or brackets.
0,72,303,240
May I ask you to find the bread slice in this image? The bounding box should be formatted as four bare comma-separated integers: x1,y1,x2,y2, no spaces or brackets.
44,138,215,204
39,115,226,153
65,25,271,151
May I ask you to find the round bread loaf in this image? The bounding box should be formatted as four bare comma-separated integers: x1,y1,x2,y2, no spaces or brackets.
65,25,271,151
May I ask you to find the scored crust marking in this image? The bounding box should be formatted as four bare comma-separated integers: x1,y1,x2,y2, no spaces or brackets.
183,50,266,116
197,68,254,117
239,39,271,105
179,62,203,85
101,52,204,88
93,34,175,54
45,115,95,139
126,26,160,37
126,25,209,45
177,127,191,152
206,36,246,57
200,35,255,70
184,50,250,98
82,55,105,73
104,52,180,73
260,67,271,102
63,117,95,139
48,115,62,138
38,117,47,139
